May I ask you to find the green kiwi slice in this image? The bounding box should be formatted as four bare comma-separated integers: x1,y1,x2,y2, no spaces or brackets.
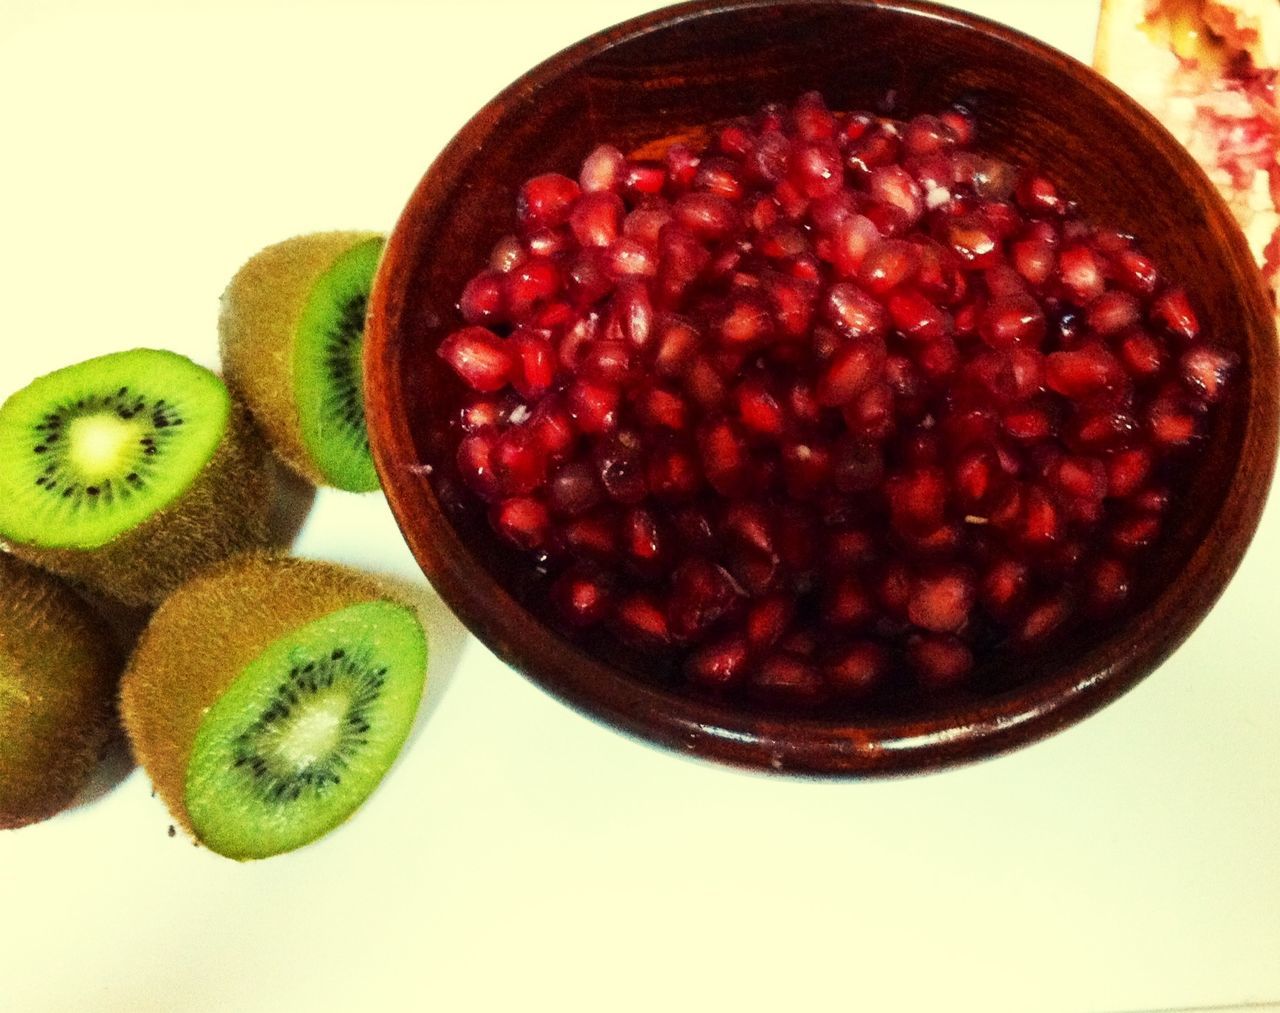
219,232,385,493
0,350,272,606
1,554,121,829
185,601,424,858
120,554,427,861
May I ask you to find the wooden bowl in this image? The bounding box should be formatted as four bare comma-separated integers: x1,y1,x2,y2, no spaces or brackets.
365,0,1278,775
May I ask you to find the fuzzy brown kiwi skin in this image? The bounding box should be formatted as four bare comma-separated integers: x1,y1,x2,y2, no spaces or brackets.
3,402,275,608
118,552,406,840
218,231,382,488
1,554,121,830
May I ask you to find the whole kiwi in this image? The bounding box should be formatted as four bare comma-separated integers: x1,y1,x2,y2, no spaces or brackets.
0,554,121,829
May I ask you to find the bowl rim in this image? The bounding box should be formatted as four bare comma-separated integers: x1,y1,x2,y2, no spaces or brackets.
365,0,1280,776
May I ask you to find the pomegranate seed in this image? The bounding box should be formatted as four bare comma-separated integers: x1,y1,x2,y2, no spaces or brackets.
1147,397,1199,446
438,326,513,392
1045,343,1124,397
661,143,700,192
903,114,951,156
733,378,786,437
908,567,975,633
1088,291,1142,336
624,161,666,197
824,640,891,697
594,431,647,504
789,141,843,199
518,173,580,230
1056,245,1105,304
824,282,889,338
613,593,672,646
782,441,833,500
604,238,657,279
888,289,952,341
828,214,883,278
579,144,626,193
1018,593,1073,642
858,239,920,295
698,417,750,495
821,575,877,629
508,331,556,397
945,216,1001,267
1150,288,1200,341
566,379,621,434
846,128,900,175
1105,447,1151,499
570,192,623,248
980,556,1029,616
1013,237,1057,288
491,426,548,495
952,447,996,507
505,256,562,317
653,316,701,376
939,105,976,145
816,337,887,406
1117,329,1165,380
669,558,742,641
560,511,619,559
623,203,674,250
751,653,825,704
876,560,914,619
979,294,1045,347
842,382,896,440
793,91,837,141
685,636,751,688
488,234,526,274
746,594,793,650
1180,346,1237,404
887,466,948,535
690,156,742,202
1112,248,1160,296
646,442,701,500
1087,557,1132,614
621,506,665,571
907,634,974,690
869,165,924,225
763,272,817,338
673,193,741,239
456,428,501,500
551,566,612,627
1053,455,1107,501
1019,485,1061,547
459,271,506,325
1015,173,1063,216
716,296,774,347
684,356,728,410
548,459,603,517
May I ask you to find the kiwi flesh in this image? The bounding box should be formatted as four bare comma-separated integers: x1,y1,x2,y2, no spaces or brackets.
219,232,385,493
1,554,121,829
0,349,274,607
119,554,427,860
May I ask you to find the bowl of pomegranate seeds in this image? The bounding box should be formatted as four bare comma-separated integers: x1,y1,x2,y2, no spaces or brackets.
366,0,1278,774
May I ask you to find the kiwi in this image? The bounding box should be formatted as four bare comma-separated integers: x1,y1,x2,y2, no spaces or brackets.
0,349,274,607
1,554,121,829
120,554,427,860
219,232,386,493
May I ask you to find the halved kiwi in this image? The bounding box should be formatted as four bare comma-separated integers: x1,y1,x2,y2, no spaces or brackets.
0,349,274,606
119,554,427,860
219,232,386,493
1,554,121,829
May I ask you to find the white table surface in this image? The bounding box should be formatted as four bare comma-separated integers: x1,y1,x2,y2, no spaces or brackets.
1,2,1277,1011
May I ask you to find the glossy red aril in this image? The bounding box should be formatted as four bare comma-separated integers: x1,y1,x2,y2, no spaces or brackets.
439,92,1234,710
439,327,514,392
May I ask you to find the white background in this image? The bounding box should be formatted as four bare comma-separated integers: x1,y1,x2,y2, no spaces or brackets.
1,2,1277,1011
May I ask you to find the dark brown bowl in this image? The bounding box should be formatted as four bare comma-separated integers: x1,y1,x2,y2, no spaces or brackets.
365,0,1279,775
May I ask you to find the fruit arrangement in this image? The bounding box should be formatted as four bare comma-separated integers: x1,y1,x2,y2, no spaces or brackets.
0,232,429,859
436,91,1238,705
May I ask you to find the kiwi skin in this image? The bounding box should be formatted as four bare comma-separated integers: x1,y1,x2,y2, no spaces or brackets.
0,554,121,830
218,231,382,491
119,552,414,848
4,401,275,608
